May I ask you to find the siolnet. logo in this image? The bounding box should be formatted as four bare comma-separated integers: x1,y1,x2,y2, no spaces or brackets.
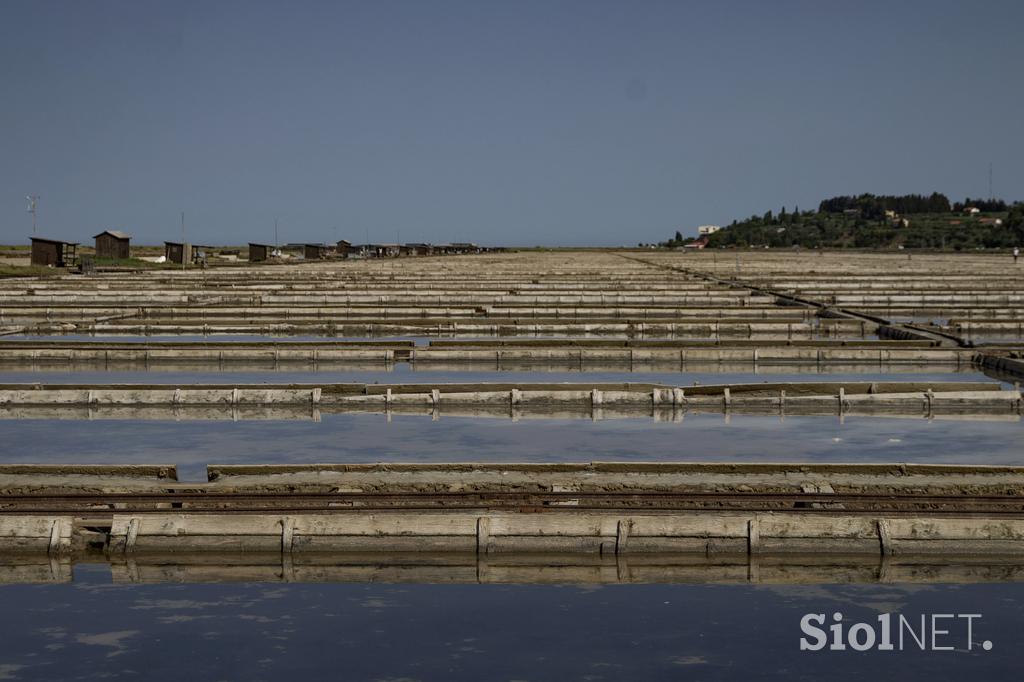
800,612,992,652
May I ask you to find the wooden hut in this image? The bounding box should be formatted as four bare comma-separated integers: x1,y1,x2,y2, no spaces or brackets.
336,239,356,257
248,243,273,262
30,237,78,267
164,241,192,264
93,230,131,259
304,243,329,260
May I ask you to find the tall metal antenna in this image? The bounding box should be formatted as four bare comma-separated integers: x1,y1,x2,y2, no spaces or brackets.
275,218,279,250
989,163,993,201
26,195,39,234
181,211,186,271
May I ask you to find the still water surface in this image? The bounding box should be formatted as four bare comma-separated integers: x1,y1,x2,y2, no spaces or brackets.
0,361,1020,679
0,565,1019,681
0,412,1020,482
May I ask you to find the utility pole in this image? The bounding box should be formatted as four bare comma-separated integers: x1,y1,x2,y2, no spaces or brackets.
989,163,993,201
181,211,186,271
275,218,279,251
26,195,39,234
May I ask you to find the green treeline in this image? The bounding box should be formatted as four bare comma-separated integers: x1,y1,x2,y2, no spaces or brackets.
664,194,1024,250
818,192,951,218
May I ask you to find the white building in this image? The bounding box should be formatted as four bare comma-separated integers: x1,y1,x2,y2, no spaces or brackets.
697,225,722,236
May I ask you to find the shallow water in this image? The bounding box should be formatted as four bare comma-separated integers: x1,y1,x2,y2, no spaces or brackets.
0,566,1018,680
964,334,1024,344
0,366,1006,387
1,335,1020,679
1,412,1020,481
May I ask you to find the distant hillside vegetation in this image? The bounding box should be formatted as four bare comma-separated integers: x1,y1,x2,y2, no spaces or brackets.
663,193,1024,249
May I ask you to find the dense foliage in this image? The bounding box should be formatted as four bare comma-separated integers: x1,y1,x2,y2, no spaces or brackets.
818,193,951,218
663,194,1024,250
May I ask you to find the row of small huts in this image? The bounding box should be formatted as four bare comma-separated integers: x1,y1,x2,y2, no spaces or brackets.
30,232,133,267
247,240,489,262
29,233,491,267
29,233,206,267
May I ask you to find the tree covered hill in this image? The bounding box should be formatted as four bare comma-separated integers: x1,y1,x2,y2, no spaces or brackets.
664,193,1024,249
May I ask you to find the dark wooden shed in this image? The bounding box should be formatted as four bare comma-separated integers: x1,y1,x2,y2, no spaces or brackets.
336,239,355,257
304,243,329,260
405,243,435,256
249,243,273,262
30,237,78,267
164,241,192,264
93,230,131,260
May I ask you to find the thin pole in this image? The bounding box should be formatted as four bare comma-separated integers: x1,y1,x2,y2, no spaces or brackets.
27,195,39,234
181,211,186,271
275,218,279,250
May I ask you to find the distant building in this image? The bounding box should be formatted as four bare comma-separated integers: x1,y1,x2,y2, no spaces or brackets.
164,241,192,264
684,237,709,249
304,243,330,260
30,237,78,267
697,225,721,236
965,207,981,215
93,230,131,260
361,243,401,257
978,218,1005,226
248,243,274,262
404,243,435,256
336,240,357,257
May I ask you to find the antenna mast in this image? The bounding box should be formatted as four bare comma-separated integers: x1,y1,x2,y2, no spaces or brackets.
181,211,186,271
26,195,39,234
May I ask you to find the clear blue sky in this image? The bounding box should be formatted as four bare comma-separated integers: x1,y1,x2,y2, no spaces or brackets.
2,0,1022,246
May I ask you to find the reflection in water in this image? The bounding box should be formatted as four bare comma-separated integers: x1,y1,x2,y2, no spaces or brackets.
0,364,1019,678
0,563,1019,680
0,366,1007,385
7,552,1024,587
0,412,1020,482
